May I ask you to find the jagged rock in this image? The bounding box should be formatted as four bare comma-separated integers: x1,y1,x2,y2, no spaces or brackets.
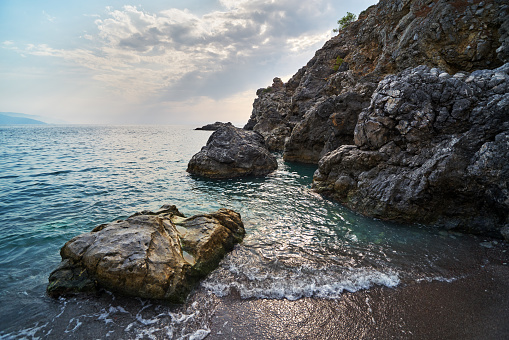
195,122,233,131
244,77,294,151
244,0,509,164
313,64,509,237
47,205,245,302
283,90,373,163
187,125,277,179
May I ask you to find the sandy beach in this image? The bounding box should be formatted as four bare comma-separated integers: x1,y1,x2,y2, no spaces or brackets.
208,247,509,339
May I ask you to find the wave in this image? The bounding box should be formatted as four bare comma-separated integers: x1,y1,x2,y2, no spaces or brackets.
202,265,401,300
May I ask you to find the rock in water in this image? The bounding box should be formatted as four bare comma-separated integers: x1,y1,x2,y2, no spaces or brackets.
313,64,509,237
194,121,233,131
187,125,277,178
47,205,245,302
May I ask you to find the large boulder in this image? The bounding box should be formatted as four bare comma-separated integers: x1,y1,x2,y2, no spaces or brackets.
187,125,277,179
313,64,509,237
47,205,245,303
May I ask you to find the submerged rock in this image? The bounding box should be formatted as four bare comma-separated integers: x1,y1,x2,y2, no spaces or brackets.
195,121,233,131
187,125,277,179
313,64,509,237
47,205,245,302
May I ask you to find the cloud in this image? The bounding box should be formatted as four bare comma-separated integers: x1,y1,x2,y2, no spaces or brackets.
4,0,349,123
43,10,56,23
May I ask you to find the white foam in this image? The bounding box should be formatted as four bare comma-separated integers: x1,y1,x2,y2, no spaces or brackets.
64,317,82,333
415,276,457,283
2,322,49,339
202,266,400,300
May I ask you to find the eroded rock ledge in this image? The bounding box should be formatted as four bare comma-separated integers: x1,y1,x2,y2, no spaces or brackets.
47,205,245,303
187,125,277,179
313,64,509,237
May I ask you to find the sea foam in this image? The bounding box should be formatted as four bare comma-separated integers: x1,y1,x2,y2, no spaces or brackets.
202,265,401,300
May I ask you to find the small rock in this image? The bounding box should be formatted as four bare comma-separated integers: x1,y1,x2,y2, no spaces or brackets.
195,122,233,131
480,241,493,249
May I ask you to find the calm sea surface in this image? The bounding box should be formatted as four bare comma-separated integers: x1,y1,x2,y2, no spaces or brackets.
0,125,494,339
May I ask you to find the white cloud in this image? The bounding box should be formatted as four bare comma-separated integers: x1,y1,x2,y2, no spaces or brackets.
11,2,333,104
4,0,369,123
42,10,56,23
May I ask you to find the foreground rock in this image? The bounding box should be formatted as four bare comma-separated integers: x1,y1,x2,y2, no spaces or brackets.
47,205,245,302
195,122,233,131
187,125,277,179
313,64,509,237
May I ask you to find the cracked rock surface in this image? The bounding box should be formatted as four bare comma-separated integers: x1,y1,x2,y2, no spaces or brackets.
244,0,508,164
47,205,245,302
313,64,509,237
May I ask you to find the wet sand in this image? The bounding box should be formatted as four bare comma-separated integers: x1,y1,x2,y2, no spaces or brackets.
208,257,509,339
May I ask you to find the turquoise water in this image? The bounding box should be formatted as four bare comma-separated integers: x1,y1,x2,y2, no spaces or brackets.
0,125,489,339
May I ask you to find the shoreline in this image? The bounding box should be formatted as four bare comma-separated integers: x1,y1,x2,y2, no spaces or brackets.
208,262,509,339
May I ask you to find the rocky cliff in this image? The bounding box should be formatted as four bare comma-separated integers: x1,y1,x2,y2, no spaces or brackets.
245,0,508,162
314,64,509,236
244,0,509,237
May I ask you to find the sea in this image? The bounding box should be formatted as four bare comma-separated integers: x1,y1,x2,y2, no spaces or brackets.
0,125,504,339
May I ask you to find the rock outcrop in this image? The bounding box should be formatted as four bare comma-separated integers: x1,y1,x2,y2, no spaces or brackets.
195,121,233,131
241,0,509,237
244,0,509,163
187,125,277,179
47,205,245,302
313,64,509,237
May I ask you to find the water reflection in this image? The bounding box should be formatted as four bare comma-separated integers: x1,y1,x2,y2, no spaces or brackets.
0,125,491,338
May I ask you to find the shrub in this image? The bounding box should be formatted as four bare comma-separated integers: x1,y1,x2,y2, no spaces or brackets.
333,12,356,33
333,56,344,71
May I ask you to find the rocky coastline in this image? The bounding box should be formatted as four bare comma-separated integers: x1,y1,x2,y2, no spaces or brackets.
48,0,509,306
243,0,509,238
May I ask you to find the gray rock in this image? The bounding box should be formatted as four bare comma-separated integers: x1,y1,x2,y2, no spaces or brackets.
244,77,294,151
47,205,245,302
195,121,233,131
313,64,509,237
244,0,508,164
187,125,277,179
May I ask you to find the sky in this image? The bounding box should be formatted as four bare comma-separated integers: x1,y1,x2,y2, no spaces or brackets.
0,0,378,125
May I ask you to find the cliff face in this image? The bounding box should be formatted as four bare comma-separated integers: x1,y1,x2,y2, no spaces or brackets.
314,64,509,237
244,0,509,237
245,0,508,162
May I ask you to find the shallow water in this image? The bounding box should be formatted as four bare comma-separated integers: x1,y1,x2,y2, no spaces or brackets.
0,125,495,339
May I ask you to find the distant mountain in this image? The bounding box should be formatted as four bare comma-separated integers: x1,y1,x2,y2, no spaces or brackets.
0,113,46,125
